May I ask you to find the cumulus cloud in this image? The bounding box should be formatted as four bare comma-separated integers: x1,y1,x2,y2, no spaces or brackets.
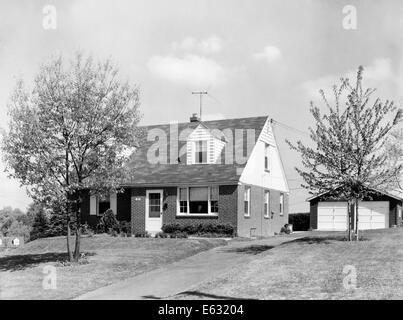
252,46,282,64
172,35,223,54
147,54,226,87
301,58,402,100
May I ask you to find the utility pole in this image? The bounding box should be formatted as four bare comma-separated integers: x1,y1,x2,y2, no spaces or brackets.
192,91,208,120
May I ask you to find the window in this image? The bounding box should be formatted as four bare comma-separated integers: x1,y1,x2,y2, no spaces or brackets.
179,187,188,213
210,186,219,213
189,187,208,213
264,190,270,218
177,186,219,215
148,192,162,218
98,195,110,216
279,193,284,216
244,186,250,216
264,144,270,171
195,140,207,164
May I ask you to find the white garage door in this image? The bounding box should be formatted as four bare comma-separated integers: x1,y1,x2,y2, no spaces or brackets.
317,201,389,231
358,201,388,230
317,202,348,231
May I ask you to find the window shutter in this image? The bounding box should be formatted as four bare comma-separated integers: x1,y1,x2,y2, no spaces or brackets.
90,195,97,215
110,192,117,215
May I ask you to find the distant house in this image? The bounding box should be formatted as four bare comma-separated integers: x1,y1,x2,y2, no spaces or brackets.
80,115,290,237
308,188,403,231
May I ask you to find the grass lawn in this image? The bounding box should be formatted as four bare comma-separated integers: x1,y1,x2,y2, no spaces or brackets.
0,234,226,299
174,228,403,300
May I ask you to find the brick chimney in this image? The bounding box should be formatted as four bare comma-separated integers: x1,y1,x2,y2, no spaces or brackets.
190,113,200,122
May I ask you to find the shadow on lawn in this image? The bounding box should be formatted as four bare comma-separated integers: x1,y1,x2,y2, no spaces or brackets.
286,235,370,245
0,252,95,272
223,245,275,255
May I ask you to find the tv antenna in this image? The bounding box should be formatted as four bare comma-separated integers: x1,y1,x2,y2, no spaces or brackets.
192,91,208,120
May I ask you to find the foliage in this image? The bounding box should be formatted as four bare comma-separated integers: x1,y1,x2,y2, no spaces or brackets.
0,206,33,241
97,209,119,233
287,66,402,239
134,231,150,238
1,52,142,261
118,220,131,235
161,222,235,237
29,210,51,240
288,213,310,231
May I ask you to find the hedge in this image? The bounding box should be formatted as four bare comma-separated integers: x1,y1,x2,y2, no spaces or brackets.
161,222,235,237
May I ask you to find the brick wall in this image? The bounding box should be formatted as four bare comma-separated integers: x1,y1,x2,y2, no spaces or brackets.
131,185,239,234
237,184,289,237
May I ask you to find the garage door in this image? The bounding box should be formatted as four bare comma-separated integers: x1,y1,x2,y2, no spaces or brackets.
317,202,348,231
358,201,388,230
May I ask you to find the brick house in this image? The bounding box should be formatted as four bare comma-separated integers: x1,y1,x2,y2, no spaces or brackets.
80,115,290,237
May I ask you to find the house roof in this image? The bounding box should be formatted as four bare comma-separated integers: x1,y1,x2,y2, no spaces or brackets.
307,186,403,202
123,116,268,186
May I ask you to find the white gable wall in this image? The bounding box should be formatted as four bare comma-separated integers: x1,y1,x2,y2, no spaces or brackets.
239,119,289,193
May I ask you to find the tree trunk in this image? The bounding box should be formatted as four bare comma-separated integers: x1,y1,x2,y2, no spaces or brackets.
66,219,73,262
355,198,359,241
347,199,352,241
73,192,82,262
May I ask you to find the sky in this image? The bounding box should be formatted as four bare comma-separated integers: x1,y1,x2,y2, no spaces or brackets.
1,0,403,212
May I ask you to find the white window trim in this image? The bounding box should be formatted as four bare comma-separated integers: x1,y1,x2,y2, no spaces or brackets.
176,186,218,216
244,186,251,217
264,190,270,218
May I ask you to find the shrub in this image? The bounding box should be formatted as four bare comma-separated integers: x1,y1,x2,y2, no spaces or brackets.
97,209,119,233
161,223,181,234
288,213,310,231
134,231,150,238
30,210,51,240
161,222,235,237
155,232,169,238
119,221,131,234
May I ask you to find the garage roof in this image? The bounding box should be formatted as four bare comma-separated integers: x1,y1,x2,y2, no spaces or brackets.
307,187,403,202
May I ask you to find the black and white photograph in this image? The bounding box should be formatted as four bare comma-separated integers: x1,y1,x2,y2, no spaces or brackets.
0,0,402,309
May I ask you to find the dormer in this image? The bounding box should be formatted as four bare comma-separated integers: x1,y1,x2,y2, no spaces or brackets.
186,122,226,165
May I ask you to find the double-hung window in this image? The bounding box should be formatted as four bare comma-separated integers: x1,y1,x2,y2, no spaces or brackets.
244,186,250,216
264,190,270,218
178,186,219,215
179,187,188,213
195,140,208,164
279,193,284,216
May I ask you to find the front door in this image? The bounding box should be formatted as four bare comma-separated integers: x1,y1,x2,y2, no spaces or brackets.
145,190,163,234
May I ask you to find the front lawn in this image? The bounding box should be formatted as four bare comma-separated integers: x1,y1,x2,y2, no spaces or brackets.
0,234,226,299
174,228,403,300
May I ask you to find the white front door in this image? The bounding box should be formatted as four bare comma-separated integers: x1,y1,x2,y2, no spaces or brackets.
145,190,163,234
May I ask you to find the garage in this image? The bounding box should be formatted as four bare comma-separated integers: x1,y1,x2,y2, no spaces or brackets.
317,201,388,231
309,188,402,231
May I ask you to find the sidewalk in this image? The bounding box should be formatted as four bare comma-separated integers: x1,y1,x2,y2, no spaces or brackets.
76,234,303,300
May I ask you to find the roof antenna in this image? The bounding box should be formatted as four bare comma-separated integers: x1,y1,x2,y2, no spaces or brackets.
192,91,208,120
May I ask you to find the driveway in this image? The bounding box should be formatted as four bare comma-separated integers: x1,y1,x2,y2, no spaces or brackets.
76,233,305,300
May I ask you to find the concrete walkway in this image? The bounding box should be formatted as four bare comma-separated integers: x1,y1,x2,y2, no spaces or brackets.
76,234,304,300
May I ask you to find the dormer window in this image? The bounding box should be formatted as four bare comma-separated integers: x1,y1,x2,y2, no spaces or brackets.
195,140,207,164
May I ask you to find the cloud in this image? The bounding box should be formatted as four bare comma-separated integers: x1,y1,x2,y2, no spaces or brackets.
301,58,402,100
147,54,226,87
172,35,223,54
252,46,282,64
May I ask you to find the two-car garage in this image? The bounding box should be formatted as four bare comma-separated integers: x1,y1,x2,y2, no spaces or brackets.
309,189,402,231
317,201,389,231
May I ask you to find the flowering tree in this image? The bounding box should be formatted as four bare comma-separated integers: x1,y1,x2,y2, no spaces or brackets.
288,66,402,240
1,52,141,261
